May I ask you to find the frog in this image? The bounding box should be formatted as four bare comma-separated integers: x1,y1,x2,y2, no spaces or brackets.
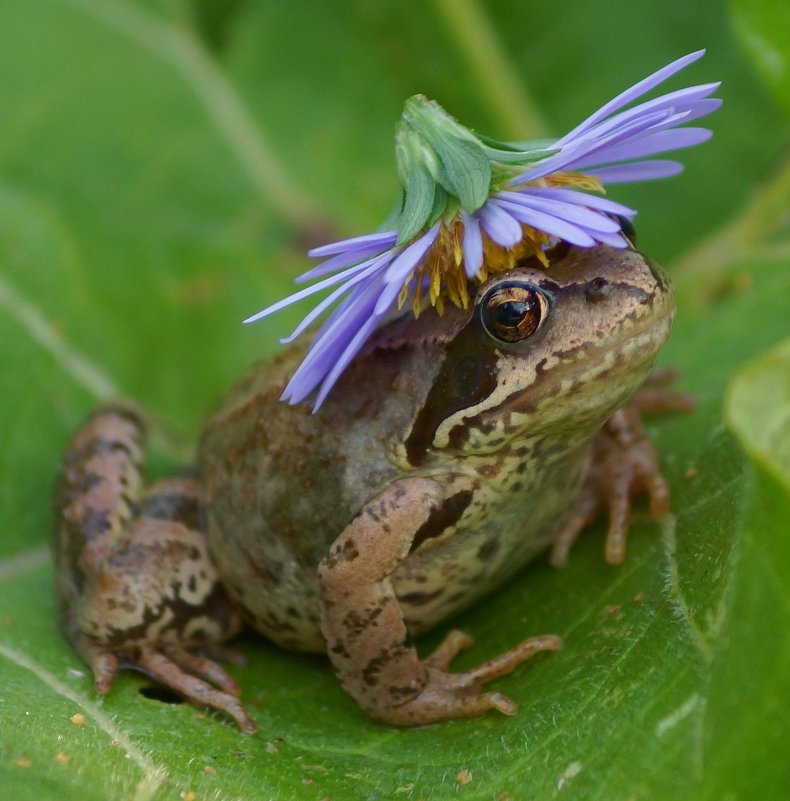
53,243,689,732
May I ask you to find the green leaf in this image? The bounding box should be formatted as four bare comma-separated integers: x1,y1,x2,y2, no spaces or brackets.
396,171,437,244
731,0,790,114
477,133,558,164
431,134,491,211
725,337,790,489
401,95,492,212
698,464,790,800
1,0,789,799
394,127,438,244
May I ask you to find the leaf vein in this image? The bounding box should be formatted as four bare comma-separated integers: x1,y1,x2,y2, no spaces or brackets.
0,640,169,796
660,514,714,663
0,546,49,584
0,269,118,399
61,0,325,230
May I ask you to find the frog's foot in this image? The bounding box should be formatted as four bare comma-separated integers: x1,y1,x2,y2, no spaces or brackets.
550,403,673,567
632,368,696,414
372,631,563,726
78,634,257,732
135,647,258,733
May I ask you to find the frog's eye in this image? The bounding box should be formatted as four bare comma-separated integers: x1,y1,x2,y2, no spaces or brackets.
478,282,549,344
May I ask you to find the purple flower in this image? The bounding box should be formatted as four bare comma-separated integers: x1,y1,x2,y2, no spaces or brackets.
246,50,720,409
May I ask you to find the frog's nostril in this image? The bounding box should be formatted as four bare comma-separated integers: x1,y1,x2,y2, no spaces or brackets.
585,277,610,303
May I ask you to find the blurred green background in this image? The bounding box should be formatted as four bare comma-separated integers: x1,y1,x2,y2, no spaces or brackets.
0,1,788,799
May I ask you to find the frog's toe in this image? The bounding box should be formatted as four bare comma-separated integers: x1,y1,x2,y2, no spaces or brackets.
424,629,474,670
550,487,600,568
136,648,258,733
204,643,248,667
458,634,563,689
634,368,696,413
372,633,561,726
90,651,120,694
162,644,243,698
600,423,671,565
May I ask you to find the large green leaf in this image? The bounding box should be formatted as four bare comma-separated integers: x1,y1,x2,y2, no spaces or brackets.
1,1,788,799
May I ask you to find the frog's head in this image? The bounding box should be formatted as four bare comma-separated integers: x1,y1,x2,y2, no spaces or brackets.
404,245,674,463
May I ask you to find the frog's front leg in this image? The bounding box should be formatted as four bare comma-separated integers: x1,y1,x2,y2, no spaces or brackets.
550,376,693,568
54,403,257,733
318,478,562,726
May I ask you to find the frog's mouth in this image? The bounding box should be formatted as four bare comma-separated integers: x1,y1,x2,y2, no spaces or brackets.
426,309,674,460
600,306,675,377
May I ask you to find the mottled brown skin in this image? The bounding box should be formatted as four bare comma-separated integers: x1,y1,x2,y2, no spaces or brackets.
54,245,681,730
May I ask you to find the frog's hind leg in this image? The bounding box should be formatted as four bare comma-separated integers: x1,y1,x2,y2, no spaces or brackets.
54,403,257,733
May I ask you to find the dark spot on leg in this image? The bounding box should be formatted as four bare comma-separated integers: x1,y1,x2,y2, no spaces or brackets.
476,539,500,562
79,507,113,536
64,438,136,467
342,605,384,642
68,470,104,496
388,684,420,700
341,539,359,562
362,640,411,687
398,589,443,607
330,642,350,659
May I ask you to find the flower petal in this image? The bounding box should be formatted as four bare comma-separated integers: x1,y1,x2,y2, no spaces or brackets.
497,191,621,233
461,211,483,277
382,224,440,283
296,242,392,283
586,160,685,183
577,229,629,248
479,201,523,247
571,127,713,169
519,187,637,218
376,224,440,313
512,109,673,184
556,50,706,146
567,83,719,147
282,281,382,404
281,253,392,343
243,256,382,324
312,315,381,409
670,96,722,125
308,230,397,258
494,198,596,247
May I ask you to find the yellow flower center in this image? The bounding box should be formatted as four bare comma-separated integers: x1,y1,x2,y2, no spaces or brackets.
397,171,604,318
